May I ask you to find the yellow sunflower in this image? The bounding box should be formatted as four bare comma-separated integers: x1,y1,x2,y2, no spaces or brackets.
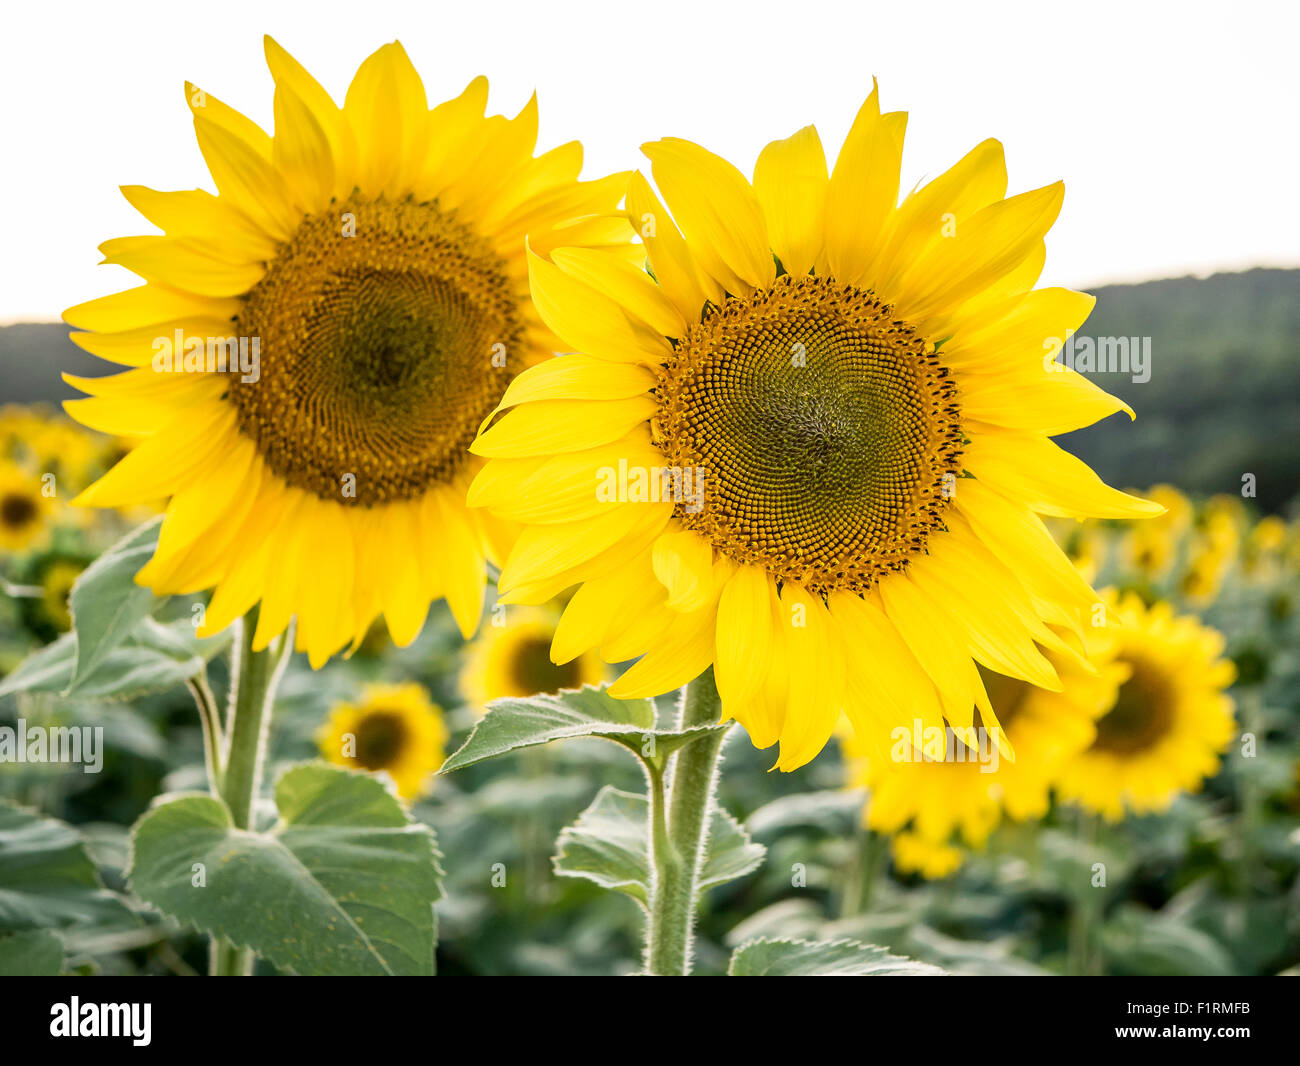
1047,516,1109,584
317,681,448,801
1242,514,1288,579
39,560,84,632
1055,590,1236,821
0,461,55,553
460,604,605,710
1123,484,1191,578
63,37,630,667
468,83,1160,770
889,831,966,880
844,646,1121,874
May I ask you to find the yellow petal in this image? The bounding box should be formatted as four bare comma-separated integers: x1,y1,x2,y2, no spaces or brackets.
753,125,828,278
651,527,715,611
550,246,684,338
343,41,428,197
895,182,1064,327
964,429,1165,519
193,115,299,240
526,247,667,364
642,138,774,293
472,395,656,459
824,86,905,286
624,171,720,320
714,564,774,709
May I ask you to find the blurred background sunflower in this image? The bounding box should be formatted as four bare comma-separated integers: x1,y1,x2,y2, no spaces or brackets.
318,681,448,801
460,604,605,710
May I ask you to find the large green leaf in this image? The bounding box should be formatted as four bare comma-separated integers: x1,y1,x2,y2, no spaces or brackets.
1102,904,1236,977
0,800,135,934
0,618,230,701
441,684,728,772
67,518,164,691
729,937,945,976
553,786,764,908
0,929,64,976
127,762,442,976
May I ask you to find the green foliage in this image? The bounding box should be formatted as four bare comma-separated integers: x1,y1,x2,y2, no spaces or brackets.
0,620,230,701
553,785,764,908
67,518,165,689
0,799,135,934
441,683,728,772
729,937,943,976
0,929,64,976
127,763,442,975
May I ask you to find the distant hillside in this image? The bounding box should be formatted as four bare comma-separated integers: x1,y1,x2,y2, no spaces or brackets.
3,268,1297,510
1058,268,1300,512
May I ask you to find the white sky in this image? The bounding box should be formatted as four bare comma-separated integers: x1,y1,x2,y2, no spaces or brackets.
2,0,1296,323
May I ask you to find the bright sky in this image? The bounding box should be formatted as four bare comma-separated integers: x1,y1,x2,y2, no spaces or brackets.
2,0,1296,323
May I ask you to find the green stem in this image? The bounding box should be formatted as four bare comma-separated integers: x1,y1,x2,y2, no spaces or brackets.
645,667,727,976
1235,688,1261,898
1067,809,1101,976
185,672,224,795
839,827,884,919
208,607,292,977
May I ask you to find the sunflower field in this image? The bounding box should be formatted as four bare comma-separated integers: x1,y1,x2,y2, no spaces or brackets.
1,28,1298,994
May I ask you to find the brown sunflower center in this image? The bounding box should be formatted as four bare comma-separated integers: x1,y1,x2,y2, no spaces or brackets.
653,274,962,593
1091,658,1174,755
1,492,38,530
352,709,410,770
510,636,582,695
232,193,521,504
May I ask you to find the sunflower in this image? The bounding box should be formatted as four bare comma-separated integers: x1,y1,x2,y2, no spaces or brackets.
63,37,630,667
0,461,55,553
1055,590,1236,821
1122,484,1191,578
460,604,605,709
317,682,448,801
889,830,965,880
15,553,90,641
468,83,1161,770
843,646,1121,873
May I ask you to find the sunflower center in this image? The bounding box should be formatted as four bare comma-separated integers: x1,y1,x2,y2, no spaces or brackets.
352,710,410,770
511,636,582,695
653,274,962,592
1,492,37,530
233,193,521,504
1091,658,1174,755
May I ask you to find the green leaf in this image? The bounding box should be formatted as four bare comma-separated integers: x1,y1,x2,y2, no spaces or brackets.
67,518,164,691
0,929,64,976
553,786,764,908
553,787,652,904
0,619,230,701
127,762,442,976
1102,904,1236,977
728,937,945,976
441,684,728,772
0,800,136,934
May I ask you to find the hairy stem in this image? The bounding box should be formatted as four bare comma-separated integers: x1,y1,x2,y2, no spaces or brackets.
185,672,223,795
645,667,727,976
208,607,292,977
